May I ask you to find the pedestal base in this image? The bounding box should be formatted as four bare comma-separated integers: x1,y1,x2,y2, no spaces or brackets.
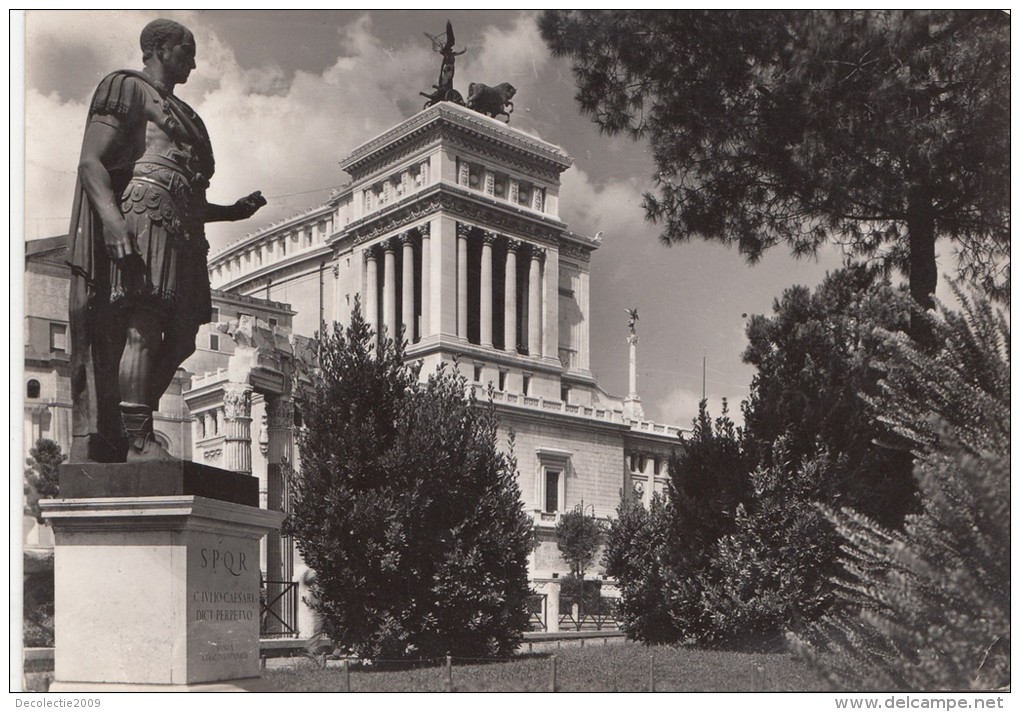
48,677,272,693
41,474,283,690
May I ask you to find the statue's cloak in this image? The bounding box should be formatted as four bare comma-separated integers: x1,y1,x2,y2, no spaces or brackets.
66,69,214,462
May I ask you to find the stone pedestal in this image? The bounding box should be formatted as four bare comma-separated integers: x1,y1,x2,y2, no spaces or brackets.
41,462,283,692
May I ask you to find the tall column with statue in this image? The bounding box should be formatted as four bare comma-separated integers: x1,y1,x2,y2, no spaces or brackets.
624,308,644,420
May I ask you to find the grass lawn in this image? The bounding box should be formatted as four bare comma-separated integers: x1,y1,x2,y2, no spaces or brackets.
263,642,833,692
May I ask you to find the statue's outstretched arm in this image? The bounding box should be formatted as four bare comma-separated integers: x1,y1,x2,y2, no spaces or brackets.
78,122,136,261
203,191,267,223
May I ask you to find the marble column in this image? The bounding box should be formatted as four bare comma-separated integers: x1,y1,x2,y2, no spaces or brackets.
542,247,559,359
419,223,431,338
383,239,397,341
480,231,496,348
504,239,520,352
222,383,253,475
457,223,470,340
365,248,379,339
401,232,416,342
528,246,544,356
624,333,645,420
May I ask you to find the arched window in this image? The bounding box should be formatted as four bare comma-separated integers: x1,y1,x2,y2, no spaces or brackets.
27,380,41,399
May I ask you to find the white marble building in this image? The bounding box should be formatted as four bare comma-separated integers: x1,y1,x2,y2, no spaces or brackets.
202,102,685,630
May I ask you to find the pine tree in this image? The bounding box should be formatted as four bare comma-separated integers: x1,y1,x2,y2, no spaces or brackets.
741,265,917,526
791,289,1009,690
286,303,534,659
540,10,1010,341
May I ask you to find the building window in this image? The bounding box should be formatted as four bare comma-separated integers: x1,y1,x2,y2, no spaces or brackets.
49,323,67,352
209,334,219,351
560,384,570,403
210,307,220,323
544,470,560,513
268,317,278,328
498,369,507,392
473,363,483,383
654,457,662,476
523,373,532,396
537,447,570,515
27,379,41,399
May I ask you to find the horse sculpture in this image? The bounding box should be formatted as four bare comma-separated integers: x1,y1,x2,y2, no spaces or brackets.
466,82,516,122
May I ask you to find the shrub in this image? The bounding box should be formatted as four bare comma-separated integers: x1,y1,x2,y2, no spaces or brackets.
286,302,534,660
603,493,682,643
662,400,754,643
792,290,1010,690
701,442,841,648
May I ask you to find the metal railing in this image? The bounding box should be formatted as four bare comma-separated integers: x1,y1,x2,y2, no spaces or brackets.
527,593,548,632
558,597,622,632
261,580,300,639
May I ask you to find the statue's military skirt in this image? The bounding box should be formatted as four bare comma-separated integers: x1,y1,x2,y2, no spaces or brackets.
110,152,211,328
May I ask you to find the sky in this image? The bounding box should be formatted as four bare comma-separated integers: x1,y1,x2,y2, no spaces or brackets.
18,9,877,428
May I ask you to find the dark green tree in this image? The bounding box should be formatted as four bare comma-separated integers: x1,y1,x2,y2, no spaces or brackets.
700,441,841,647
605,401,754,644
286,303,534,660
661,400,754,643
603,493,681,643
556,505,604,621
540,10,1010,341
741,265,916,526
792,290,1010,689
24,438,64,522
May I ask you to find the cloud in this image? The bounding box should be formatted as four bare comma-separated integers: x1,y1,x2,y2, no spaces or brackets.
458,12,549,107
656,384,747,430
558,166,649,241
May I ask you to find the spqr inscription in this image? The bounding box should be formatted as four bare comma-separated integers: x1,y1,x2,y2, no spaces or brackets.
199,547,248,576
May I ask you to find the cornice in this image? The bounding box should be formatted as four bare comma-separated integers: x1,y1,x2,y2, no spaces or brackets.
341,103,572,179
491,399,632,434
214,244,333,293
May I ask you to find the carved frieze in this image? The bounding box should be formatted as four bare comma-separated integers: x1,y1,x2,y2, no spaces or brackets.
560,242,593,263
348,187,563,247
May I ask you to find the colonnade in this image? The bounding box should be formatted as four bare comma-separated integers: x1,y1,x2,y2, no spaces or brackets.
363,222,549,355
